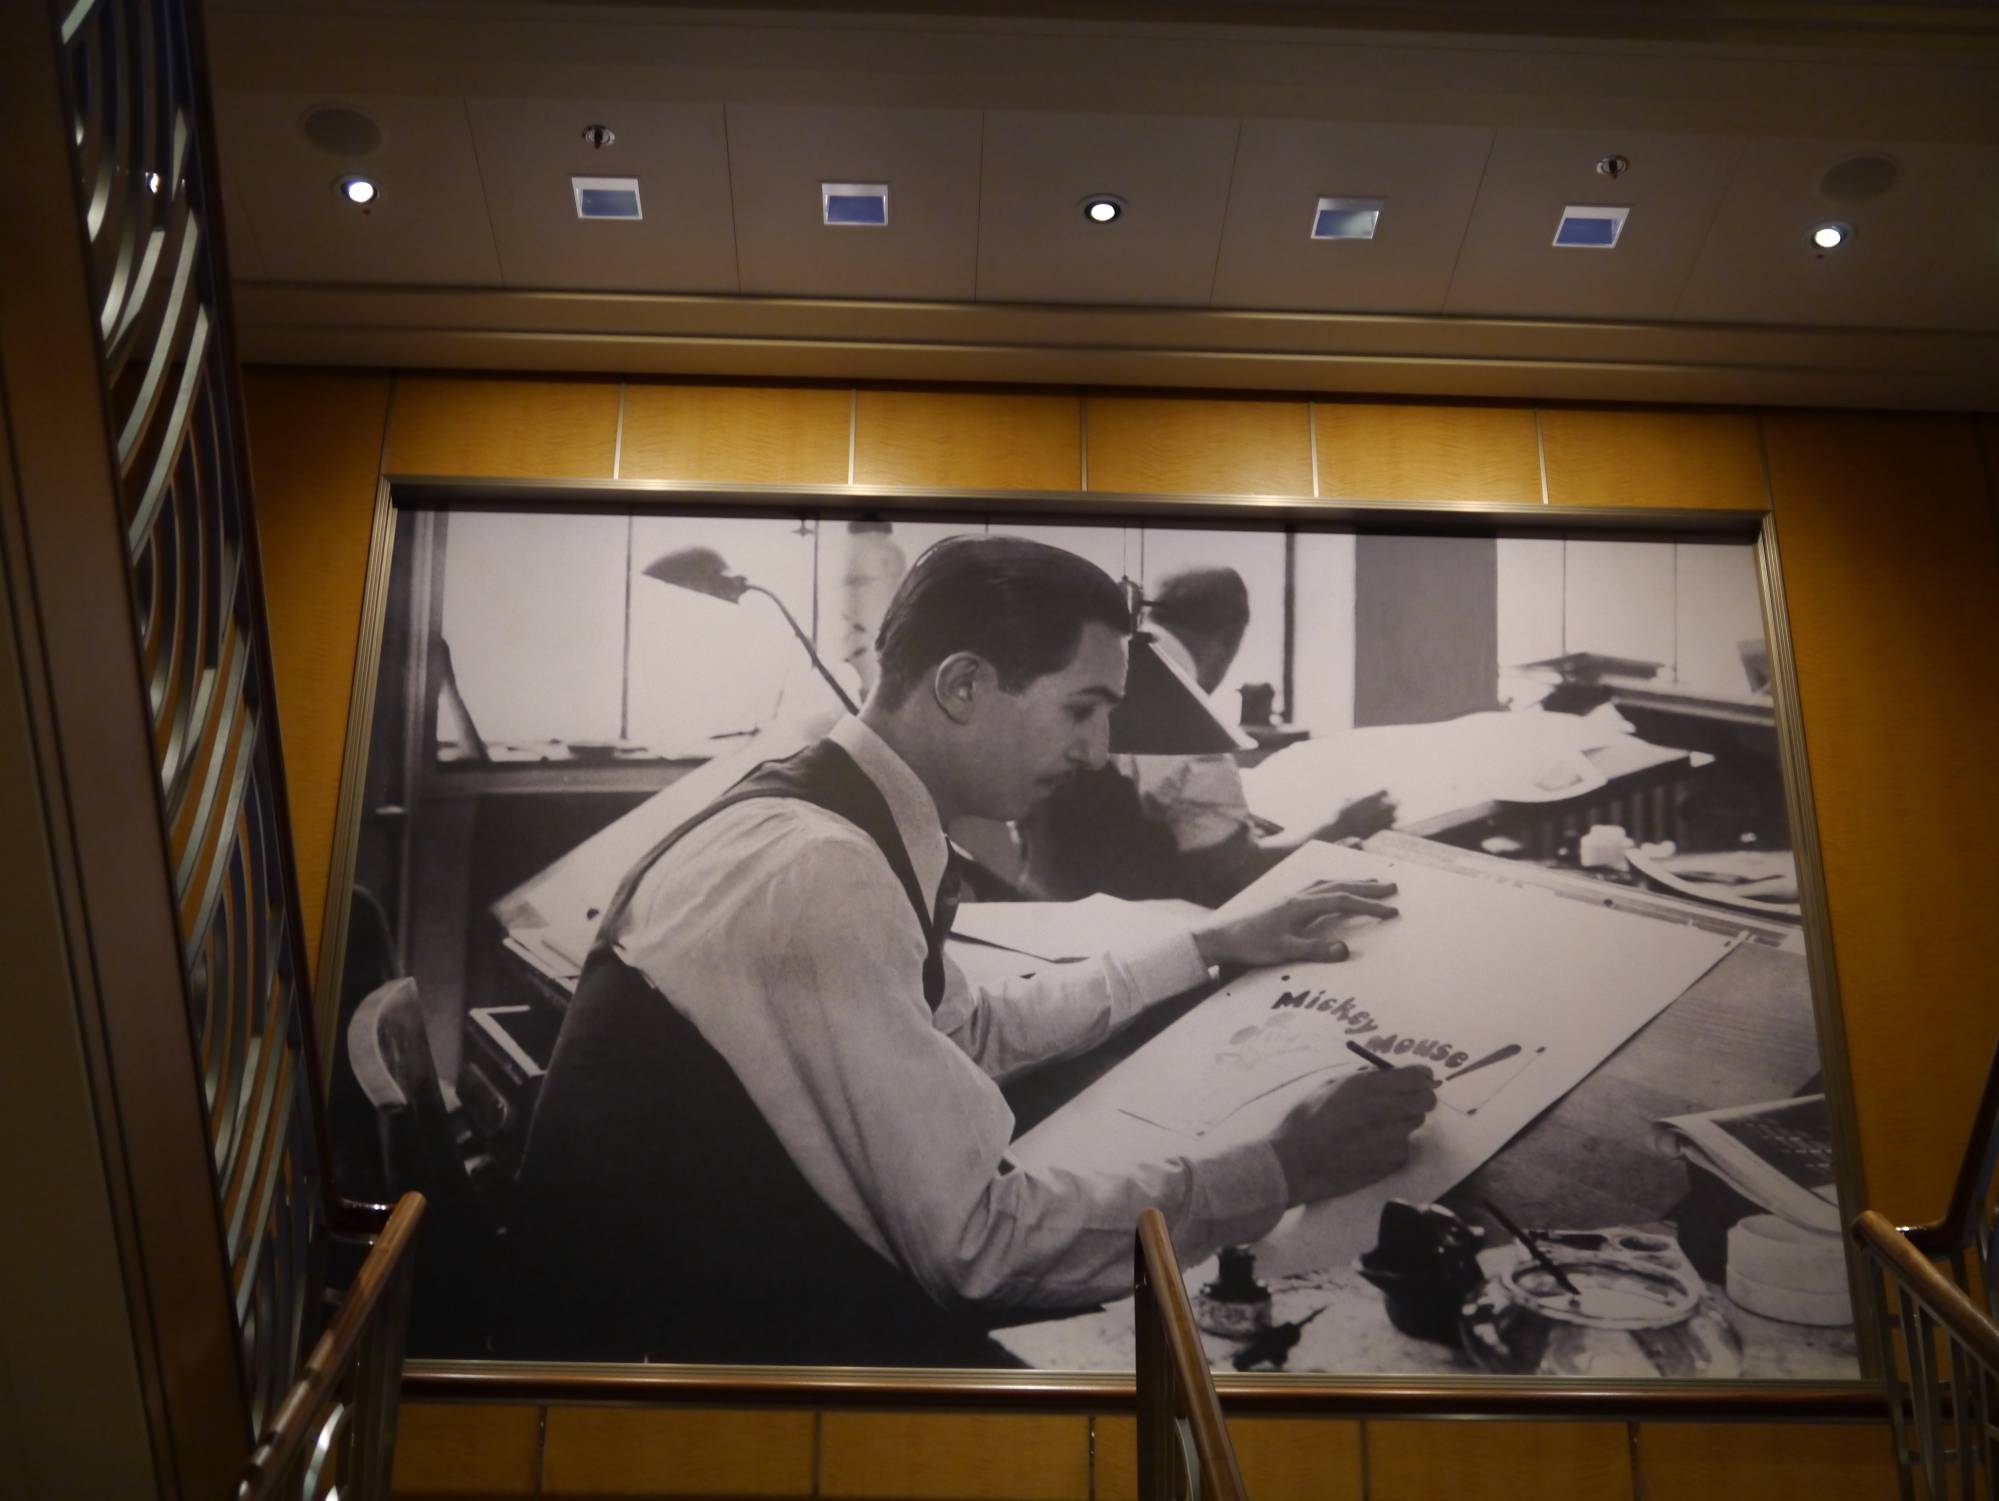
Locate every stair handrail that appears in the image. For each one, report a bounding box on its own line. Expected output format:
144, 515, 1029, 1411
238, 1192, 427, 1501
1135, 1208, 1250, 1501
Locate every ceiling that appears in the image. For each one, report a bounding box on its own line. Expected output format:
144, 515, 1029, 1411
207, 1, 1999, 408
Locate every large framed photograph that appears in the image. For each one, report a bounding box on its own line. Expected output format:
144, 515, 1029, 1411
320, 478, 1867, 1402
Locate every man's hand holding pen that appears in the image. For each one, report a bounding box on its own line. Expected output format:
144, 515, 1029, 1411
1272, 1063, 1438, 1203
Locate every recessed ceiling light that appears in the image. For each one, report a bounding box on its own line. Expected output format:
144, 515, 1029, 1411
822, 182, 888, 226
571, 175, 642, 220
1083, 195, 1123, 224
1312, 196, 1383, 240
144, 170, 161, 194
1810, 221, 1850, 251
336, 175, 377, 206
1553, 204, 1629, 248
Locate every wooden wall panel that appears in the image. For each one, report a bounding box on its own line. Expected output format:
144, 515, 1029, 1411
243, 369, 391, 973
855, 388, 1081, 491
235, 376, 1999, 1501
390, 1403, 541, 1496
1084, 395, 1313, 497
387, 375, 620, 479
1367, 1421, 1634, 1501
1315, 402, 1542, 504
1765, 411, 1999, 1219
1637, 1423, 1897, 1500
818, 1412, 1088, 1500
1093, 1415, 1363, 1501
540, 1408, 814, 1497
621, 382, 851, 486
1542, 409, 1768, 510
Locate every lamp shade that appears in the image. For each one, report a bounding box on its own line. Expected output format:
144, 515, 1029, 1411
642, 546, 750, 603
1109, 633, 1252, 756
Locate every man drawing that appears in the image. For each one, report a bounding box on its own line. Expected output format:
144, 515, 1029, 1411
505, 535, 1434, 1365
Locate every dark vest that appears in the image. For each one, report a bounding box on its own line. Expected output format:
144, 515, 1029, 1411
503, 739, 998, 1366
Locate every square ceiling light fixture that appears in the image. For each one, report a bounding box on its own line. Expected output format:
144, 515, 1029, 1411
571, 176, 642, 220
822, 182, 888, 226
1311, 196, 1384, 240
1554, 204, 1629, 248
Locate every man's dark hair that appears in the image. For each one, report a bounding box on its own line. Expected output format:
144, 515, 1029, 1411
872, 534, 1132, 710
1145, 567, 1250, 663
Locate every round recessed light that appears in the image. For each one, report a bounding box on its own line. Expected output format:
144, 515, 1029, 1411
1083, 195, 1123, 224
1810, 221, 1849, 250
338, 175, 378, 206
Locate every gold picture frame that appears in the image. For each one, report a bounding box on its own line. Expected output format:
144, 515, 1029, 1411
316, 474, 1875, 1417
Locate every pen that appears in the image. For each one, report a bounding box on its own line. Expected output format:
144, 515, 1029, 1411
1482, 1197, 1583, 1298
1346, 1039, 1395, 1071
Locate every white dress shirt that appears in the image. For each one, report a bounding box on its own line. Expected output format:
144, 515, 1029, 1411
610, 715, 1289, 1310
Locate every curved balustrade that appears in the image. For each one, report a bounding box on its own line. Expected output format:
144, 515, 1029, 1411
57, 0, 375, 1439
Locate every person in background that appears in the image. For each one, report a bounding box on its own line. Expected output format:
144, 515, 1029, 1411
504, 536, 1433, 1366
1025, 566, 1394, 907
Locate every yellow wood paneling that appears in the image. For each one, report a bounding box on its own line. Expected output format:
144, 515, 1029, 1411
1367, 1421, 1634, 1501
390, 1403, 542, 1496
243, 368, 391, 974
387, 375, 621, 478
1093, 1415, 1362, 1501
1314, 401, 1542, 504
818, 1412, 1088, 1500
540, 1407, 813, 1497
620, 382, 851, 485
1637, 1422, 1897, 1500
855, 388, 1082, 491
1085, 395, 1313, 497
1542, 408, 1769, 509
1765, 411, 1999, 1221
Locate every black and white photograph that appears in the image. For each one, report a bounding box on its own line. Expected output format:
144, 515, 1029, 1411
326, 497, 1859, 1385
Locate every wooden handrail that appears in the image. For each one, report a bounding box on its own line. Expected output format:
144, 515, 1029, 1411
1853, 1209, 1999, 1374
1135, 1208, 1249, 1501
1851, 1205, 1999, 1498
238, 1192, 427, 1501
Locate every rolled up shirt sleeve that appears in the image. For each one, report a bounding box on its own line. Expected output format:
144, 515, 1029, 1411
933, 927, 1210, 1082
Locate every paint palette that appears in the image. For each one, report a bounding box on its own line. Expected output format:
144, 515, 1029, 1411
1459, 1228, 1743, 1379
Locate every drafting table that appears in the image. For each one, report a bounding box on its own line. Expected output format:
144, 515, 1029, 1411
981, 832, 1845, 1376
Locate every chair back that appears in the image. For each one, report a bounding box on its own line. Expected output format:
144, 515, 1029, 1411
347, 979, 470, 1210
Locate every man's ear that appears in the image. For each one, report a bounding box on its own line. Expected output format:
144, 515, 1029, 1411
931, 652, 988, 725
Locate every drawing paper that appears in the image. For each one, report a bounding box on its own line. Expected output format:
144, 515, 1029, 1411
1006, 840, 1737, 1274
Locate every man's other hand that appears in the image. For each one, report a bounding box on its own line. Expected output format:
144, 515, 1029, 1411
1192, 878, 1399, 967
1270, 1066, 1438, 1204
1318, 788, 1397, 843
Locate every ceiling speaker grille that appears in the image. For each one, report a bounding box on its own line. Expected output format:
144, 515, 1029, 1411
1818, 154, 1899, 204
299, 103, 382, 157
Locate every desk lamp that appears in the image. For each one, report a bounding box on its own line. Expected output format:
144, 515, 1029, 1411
1113, 578, 1252, 757
643, 546, 858, 715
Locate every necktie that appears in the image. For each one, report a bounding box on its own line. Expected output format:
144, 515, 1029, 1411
920, 849, 968, 1008
934, 848, 968, 940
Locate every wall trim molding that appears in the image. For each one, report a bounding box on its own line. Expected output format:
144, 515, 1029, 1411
235, 284, 1999, 410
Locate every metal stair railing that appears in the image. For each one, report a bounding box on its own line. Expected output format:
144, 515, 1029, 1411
1135, 1207, 1250, 1501
1852, 1038, 1999, 1499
